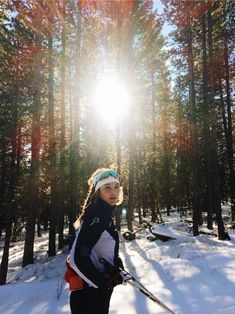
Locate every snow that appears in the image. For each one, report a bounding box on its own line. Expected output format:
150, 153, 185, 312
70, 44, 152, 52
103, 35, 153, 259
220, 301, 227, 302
1, 213, 235, 314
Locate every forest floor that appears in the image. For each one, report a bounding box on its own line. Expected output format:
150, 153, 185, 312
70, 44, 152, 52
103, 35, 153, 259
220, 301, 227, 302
0, 208, 235, 314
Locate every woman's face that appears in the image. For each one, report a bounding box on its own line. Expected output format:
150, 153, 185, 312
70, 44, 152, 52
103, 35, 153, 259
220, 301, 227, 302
99, 182, 120, 206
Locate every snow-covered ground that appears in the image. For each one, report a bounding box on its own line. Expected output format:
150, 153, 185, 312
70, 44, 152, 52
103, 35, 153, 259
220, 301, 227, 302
0, 213, 235, 314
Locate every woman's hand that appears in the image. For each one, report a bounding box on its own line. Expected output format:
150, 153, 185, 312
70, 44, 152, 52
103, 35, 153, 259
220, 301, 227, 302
104, 271, 131, 289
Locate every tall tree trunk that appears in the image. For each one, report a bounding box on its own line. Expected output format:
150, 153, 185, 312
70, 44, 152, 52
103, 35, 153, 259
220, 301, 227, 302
115, 122, 121, 231
162, 102, 171, 217
0, 211, 12, 284
126, 3, 138, 233
0, 142, 7, 238
114, 1, 122, 231
127, 92, 135, 231
150, 69, 161, 222
201, 13, 213, 230
218, 78, 234, 208
207, 9, 229, 240
68, 11, 81, 244
127, 141, 134, 232
127, 75, 135, 231
48, 31, 57, 257
0, 95, 18, 284
141, 148, 148, 219
58, 2, 66, 249
22, 16, 42, 267
163, 150, 171, 216
223, 20, 235, 221
187, 25, 200, 236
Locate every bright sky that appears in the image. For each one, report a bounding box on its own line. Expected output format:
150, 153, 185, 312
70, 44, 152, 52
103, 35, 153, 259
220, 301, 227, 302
153, 0, 164, 14
153, 0, 174, 36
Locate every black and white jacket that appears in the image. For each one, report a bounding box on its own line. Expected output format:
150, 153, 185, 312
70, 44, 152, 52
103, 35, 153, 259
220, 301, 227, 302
69, 198, 123, 288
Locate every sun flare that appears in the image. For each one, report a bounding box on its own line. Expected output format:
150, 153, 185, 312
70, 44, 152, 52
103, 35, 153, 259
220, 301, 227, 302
93, 77, 129, 122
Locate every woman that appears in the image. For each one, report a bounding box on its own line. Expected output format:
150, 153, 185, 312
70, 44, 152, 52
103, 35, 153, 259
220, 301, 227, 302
68, 168, 130, 314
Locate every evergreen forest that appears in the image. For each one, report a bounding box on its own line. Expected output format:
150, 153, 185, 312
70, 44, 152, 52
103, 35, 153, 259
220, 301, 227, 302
0, 0, 234, 285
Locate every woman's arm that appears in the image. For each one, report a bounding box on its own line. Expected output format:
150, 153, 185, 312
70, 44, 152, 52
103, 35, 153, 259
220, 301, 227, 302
69, 216, 107, 288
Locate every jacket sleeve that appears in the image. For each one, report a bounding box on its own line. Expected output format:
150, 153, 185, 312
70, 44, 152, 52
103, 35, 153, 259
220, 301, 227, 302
69, 217, 107, 288
116, 256, 124, 270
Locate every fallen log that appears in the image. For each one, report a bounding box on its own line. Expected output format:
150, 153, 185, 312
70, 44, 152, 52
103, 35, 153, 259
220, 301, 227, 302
147, 232, 175, 242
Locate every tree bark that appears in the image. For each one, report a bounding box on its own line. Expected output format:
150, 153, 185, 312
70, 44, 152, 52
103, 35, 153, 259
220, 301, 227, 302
115, 122, 121, 231
223, 20, 235, 221
207, 9, 229, 240
0, 141, 7, 239
187, 25, 200, 236
201, 13, 213, 230
114, 1, 122, 231
150, 69, 161, 222
162, 98, 171, 217
58, 1, 67, 250
22, 14, 42, 266
48, 31, 57, 257
0, 211, 12, 284
125, 2, 139, 232
0, 94, 18, 283
68, 9, 81, 244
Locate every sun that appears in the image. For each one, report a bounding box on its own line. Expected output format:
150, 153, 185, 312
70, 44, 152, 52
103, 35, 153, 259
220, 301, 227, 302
93, 77, 129, 122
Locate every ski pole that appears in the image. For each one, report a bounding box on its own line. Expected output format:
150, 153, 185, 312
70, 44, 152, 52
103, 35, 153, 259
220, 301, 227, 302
99, 258, 176, 314
122, 267, 175, 314
127, 277, 176, 314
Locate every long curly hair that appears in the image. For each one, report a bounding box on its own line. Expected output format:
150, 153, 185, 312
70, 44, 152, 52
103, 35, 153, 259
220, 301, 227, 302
73, 168, 123, 229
